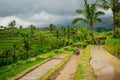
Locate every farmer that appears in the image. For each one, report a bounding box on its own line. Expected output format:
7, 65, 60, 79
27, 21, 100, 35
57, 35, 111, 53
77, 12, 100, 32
74, 46, 80, 55
74, 46, 78, 51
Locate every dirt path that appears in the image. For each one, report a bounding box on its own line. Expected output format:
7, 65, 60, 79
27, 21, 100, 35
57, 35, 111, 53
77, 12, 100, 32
90, 46, 120, 80
18, 53, 68, 80
53, 53, 81, 80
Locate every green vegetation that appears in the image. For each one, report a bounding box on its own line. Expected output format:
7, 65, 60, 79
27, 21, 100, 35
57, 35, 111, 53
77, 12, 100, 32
0, 37, 21, 50
72, 0, 105, 44
106, 37, 120, 58
0, 0, 120, 80
75, 46, 95, 80
99, 0, 120, 37
0, 47, 67, 80
0, 24, 92, 67
38, 46, 73, 80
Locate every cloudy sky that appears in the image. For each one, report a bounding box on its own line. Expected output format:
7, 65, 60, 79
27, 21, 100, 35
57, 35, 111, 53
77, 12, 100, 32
0, 0, 113, 28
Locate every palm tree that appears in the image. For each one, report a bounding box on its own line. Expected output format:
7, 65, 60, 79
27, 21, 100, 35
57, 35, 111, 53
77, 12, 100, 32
20, 33, 31, 60
48, 23, 56, 33
66, 25, 71, 45
11, 44, 18, 63
72, 0, 105, 44
2, 49, 11, 65
55, 28, 60, 48
8, 20, 16, 28
60, 26, 66, 46
60, 26, 66, 37
98, 0, 120, 37
8, 20, 16, 37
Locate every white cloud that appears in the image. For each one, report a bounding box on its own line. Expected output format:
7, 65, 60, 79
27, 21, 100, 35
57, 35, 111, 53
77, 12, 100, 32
0, 16, 33, 27
27, 11, 78, 27
97, 8, 113, 17
0, 9, 112, 28
0, 0, 113, 28
0, 11, 76, 27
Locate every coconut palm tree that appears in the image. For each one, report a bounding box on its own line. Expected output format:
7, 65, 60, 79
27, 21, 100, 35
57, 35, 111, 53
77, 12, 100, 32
8, 20, 16, 28
60, 26, 66, 46
72, 0, 105, 44
8, 20, 16, 37
98, 0, 120, 37
48, 23, 56, 34
11, 44, 18, 62
20, 33, 31, 60
66, 25, 71, 45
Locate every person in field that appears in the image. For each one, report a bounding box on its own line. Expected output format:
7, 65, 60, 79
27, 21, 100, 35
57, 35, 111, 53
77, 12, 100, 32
74, 46, 80, 55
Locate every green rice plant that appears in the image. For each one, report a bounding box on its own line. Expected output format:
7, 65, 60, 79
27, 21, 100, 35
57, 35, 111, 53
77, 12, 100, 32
106, 37, 120, 58
75, 46, 96, 80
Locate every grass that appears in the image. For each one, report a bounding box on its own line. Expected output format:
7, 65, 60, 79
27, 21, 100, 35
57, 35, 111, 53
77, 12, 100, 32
0, 56, 50, 80
106, 37, 120, 58
38, 46, 73, 80
0, 46, 69, 80
0, 37, 21, 50
75, 45, 96, 80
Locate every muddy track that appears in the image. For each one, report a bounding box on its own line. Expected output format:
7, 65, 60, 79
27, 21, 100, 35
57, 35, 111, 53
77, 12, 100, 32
17, 53, 68, 80
90, 46, 120, 80
50, 53, 81, 80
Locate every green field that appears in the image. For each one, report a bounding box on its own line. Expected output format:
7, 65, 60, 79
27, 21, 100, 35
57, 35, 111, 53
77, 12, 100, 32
0, 37, 21, 50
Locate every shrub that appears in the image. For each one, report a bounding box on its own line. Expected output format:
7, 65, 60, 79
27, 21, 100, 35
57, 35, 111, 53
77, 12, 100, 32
106, 37, 120, 58
100, 40, 105, 44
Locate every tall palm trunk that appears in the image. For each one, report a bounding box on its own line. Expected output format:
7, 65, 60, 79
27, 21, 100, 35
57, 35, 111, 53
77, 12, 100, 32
113, 11, 116, 37
112, 2, 119, 37
89, 20, 96, 44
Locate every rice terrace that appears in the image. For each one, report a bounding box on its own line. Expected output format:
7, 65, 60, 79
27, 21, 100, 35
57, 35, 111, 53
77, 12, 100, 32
0, 0, 120, 80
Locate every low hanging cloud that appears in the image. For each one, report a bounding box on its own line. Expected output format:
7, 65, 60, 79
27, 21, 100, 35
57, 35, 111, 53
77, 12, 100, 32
27, 11, 80, 27
0, 0, 81, 17
0, 11, 79, 27
0, 16, 33, 27
97, 8, 113, 17
0, 0, 114, 28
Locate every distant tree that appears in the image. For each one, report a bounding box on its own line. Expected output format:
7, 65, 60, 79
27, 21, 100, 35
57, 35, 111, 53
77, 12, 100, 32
8, 20, 16, 37
79, 27, 90, 41
55, 28, 60, 48
20, 33, 31, 60
72, 0, 105, 44
60, 26, 66, 37
11, 44, 18, 63
19, 25, 23, 29
8, 20, 16, 28
60, 26, 66, 46
2, 49, 11, 65
48, 24, 56, 33
66, 25, 71, 45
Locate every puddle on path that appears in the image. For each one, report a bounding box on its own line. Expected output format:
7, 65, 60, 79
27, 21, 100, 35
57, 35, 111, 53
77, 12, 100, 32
90, 46, 120, 80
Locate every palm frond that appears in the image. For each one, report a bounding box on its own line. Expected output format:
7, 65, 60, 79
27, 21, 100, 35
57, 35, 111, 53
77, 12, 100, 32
99, 0, 111, 9
96, 18, 105, 23
95, 11, 105, 17
72, 18, 88, 24
84, 1, 90, 19
90, 4, 96, 19
76, 9, 84, 14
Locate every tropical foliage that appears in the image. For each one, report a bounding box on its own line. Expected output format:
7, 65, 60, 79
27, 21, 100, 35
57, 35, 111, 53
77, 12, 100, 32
0, 23, 91, 66
98, 0, 120, 37
72, 0, 105, 43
